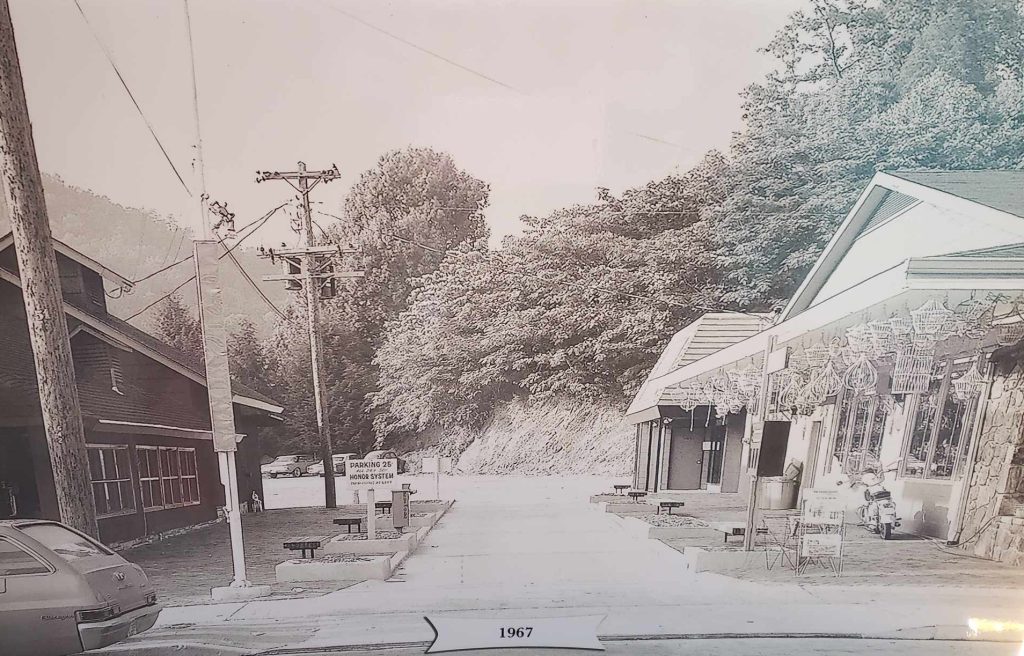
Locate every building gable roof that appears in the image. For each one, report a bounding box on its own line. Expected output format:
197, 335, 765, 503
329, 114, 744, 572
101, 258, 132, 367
0, 230, 133, 291
0, 237, 282, 414
780, 171, 1024, 322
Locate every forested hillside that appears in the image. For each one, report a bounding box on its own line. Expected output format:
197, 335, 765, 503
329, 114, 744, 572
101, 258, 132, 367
368, 0, 1024, 468
0, 175, 287, 338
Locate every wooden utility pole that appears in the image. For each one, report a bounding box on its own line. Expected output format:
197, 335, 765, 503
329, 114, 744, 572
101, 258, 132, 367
257, 162, 361, 509
0, 0, 98, 536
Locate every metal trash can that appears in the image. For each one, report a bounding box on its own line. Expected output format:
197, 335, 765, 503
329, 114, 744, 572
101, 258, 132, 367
758, 476, 799, 510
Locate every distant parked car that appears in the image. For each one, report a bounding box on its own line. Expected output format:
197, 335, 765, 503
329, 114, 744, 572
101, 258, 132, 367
0, 520, 161, 656
363, 449, 407, 474
261, 454, 318, 478
308, 453, 357, 476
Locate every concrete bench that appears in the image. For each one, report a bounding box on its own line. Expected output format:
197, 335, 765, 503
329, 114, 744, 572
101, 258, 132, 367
333, 516, 364, 533
283, 535, 329, 559
656, 501, 685, 515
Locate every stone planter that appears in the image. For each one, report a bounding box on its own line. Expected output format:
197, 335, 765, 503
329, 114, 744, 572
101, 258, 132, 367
411, 500, 452, 513
276, 554, 393, 582
680, 547, 760, 573
409, 511, 440, 528
324, 531, 417, 555
597, 501, 652, 514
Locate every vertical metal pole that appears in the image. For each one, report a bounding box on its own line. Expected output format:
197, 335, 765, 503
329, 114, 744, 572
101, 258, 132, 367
183, 0, 209, 239
298, 162, 337, 509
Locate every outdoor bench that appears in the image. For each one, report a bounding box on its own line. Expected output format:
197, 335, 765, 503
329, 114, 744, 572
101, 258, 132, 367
333, 516, 365, 533
711, 522, 768, 543
376, 501, 393, 514
283, 535, 329, 559
627, 490, 648, 502
656, 500, 685, 515
613, 485, 631, 495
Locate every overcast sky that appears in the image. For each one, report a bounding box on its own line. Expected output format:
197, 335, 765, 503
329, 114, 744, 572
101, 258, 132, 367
12, 0, 805, 248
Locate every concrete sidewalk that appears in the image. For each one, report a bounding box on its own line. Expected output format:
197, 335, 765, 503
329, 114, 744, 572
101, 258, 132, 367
108, 476, 1024, 654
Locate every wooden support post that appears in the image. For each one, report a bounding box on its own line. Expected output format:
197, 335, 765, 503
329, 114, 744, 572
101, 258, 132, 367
0, 0, 97, 537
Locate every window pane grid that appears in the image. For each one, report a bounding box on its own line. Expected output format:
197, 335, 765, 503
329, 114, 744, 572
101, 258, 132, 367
87, 445, 135, 518
138, 446, 200, 511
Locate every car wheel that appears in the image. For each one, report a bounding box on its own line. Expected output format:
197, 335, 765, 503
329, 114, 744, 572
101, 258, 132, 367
270, 473, 278, 479
292, 468, 302, 477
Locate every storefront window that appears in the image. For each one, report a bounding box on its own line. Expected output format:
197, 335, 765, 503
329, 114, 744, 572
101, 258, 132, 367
902, 359, 980, 480
831, 391, 888, 475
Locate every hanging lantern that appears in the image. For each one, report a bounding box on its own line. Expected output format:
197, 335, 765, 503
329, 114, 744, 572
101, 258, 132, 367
997, 321, 1024, 346
844, 353, 878, 394
867, 320, 896, 358
779, 371, 806, 409
810, 360, 843, 399
952, 299, 994, 339
891, 339, 935, 394
910, 300, 955, 338
803, 343, 831, 369
951, 364, 985, 402
846, 324, 873, 354
678, 386, 700, 412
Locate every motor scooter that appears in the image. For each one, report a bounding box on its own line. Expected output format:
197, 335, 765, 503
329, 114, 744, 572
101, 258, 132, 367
850, 464, 901, 539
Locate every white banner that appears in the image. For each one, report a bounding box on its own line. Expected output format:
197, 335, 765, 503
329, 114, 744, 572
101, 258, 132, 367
425, 615, 605, 653
347, 459, 396, 488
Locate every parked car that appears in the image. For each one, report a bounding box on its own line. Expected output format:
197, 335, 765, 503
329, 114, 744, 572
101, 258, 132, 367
308, 453, 358, 476
363, 449, 407, 474
0, 520, 161, 656
261, 454, 318, 478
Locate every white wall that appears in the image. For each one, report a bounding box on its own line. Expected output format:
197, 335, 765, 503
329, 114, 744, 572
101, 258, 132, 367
814, 201, 1024, 304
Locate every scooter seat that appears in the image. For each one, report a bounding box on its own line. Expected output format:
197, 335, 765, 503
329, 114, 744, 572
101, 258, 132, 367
868, 489, 891, 500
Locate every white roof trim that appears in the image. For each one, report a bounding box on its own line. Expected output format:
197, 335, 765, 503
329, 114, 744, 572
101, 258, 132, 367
0, 265, 283, 414
780, 171, 1024, 321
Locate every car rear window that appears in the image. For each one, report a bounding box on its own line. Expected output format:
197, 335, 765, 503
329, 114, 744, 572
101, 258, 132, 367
18, 523, 113, 562
0, 537, 50, 575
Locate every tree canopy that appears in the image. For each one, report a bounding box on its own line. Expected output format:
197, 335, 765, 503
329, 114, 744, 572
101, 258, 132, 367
370, 0, 1024, 441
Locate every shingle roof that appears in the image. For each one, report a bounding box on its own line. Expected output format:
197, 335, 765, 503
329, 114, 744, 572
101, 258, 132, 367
78, 304, 280, 408
889, 171, 1024, 220
661, 313, 770, 373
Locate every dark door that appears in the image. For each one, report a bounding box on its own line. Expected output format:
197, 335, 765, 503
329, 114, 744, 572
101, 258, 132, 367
701, 422, 727, 489
666, 411, 706, 490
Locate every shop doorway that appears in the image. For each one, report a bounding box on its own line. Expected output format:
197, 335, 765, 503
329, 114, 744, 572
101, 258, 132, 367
666, 408, 709, 490
701, 421, 727, 490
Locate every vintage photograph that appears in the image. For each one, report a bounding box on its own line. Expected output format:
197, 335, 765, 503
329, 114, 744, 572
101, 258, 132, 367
1, 1, 1024, 655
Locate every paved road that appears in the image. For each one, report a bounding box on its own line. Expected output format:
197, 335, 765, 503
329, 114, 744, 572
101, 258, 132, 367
112, 476, 1024, 655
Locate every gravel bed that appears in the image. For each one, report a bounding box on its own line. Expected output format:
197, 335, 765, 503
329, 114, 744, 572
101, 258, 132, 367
639, 513, 709, 528
334, 530, 403, 541
318, 553, 373, 563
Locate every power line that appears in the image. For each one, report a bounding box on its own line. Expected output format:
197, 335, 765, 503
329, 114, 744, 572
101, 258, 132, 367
72, 0, 193, 197
124, 202, 287, 321
220, 243, 286, 319
322, 2, 522, 94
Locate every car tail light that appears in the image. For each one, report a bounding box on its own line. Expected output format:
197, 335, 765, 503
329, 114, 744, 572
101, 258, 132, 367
145, 591, 158, 606
75, 603, 120, 623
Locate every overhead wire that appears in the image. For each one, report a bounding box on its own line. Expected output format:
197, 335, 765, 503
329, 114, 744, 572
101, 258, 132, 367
72, 0, 193, 197
124, 202, 288, 321
322, 2, 522, 94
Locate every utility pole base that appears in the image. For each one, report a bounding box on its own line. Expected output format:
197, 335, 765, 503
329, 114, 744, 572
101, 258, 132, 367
211, 583, 272, 602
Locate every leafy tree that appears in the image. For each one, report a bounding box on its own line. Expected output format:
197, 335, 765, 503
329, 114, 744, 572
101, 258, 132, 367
150, 294, 202, 359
